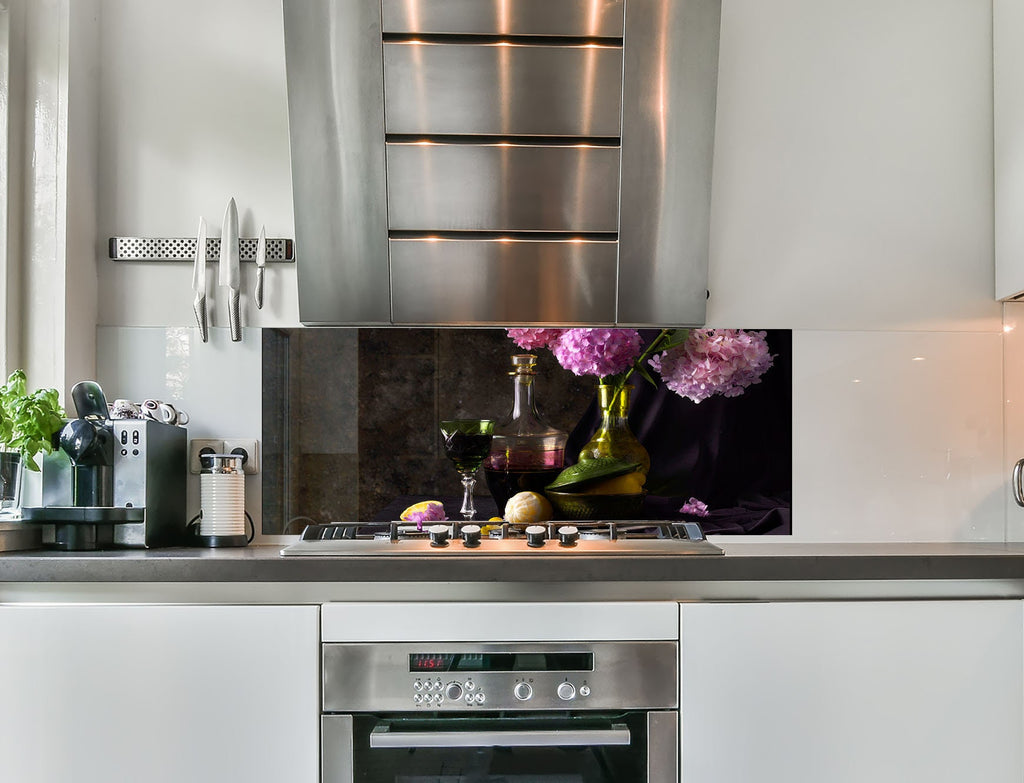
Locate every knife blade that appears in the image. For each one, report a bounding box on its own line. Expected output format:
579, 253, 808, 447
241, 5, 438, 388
219, 197, 241, 342
192, 217, 209, 342
254, 224, 266, 310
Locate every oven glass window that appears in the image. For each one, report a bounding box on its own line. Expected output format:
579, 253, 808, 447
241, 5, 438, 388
350, 713, 647, 782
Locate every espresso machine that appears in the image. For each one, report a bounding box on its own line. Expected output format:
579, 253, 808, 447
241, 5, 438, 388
22, 381, 187, 550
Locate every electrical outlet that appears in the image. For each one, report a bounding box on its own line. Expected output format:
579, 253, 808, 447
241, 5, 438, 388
189, 439, 224, 474
223, 438, 259, 475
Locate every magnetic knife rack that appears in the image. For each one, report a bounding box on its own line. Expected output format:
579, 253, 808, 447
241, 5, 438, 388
108, 237, 294, 263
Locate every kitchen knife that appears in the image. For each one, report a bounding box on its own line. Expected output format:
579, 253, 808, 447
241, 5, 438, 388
219, 197, 241, 342
192, 216, 209, 342
254, 224, 266, 310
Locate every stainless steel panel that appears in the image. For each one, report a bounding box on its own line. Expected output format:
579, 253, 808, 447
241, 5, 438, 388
283, 0, 391, 325
282, 534, 723, 556
383, 42, 623, 137
647, 711, 679, 783
386, 144, 621, 232
389, 239, 617, 324
322, 641, 678, 712
617, 0, 722, 325
322, 715, 354, 783
382, 0, 625, 37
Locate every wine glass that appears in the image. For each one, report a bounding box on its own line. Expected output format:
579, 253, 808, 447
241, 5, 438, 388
440, 419, 495, 521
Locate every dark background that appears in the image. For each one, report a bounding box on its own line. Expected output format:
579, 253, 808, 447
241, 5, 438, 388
263, 328, 791, 535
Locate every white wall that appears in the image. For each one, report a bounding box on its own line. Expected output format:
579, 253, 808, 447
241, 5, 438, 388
90, 0, 1006, 542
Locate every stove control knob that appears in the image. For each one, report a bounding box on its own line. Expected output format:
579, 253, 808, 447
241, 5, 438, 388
461, 524, 481, 548
557, 682, 576, 701
445, 682, 464, 701
514, 682, 533, 701
557, 525, 579, 547
579, 685, 591, 697
428, 524, 450, 547
525, 525, 547, 548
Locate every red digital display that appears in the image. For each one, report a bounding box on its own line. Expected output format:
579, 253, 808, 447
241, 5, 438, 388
410, 654, 454, 672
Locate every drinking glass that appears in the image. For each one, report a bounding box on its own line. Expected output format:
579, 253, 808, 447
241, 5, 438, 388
440, 419, 495, 521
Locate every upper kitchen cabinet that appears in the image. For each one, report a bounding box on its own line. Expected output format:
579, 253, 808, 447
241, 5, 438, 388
996, 0, 1024, 300
283, 0, 721, 326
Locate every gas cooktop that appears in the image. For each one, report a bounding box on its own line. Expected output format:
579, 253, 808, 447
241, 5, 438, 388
280, 520, 723, 557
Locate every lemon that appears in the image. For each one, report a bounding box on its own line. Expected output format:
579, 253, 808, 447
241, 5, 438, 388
579, 472, 646, 495
504, 491, 553, 525
399, 500, 446, 522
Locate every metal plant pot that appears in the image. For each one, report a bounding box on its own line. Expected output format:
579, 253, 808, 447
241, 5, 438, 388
0, 451, 23, 517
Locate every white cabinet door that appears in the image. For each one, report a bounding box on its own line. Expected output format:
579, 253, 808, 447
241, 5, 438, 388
680, 601, 1023, 783
0, 604, 319, 783
996, 0, 1024, 299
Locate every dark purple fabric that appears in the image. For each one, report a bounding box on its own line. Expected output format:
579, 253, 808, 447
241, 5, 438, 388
566, 329, 793, 535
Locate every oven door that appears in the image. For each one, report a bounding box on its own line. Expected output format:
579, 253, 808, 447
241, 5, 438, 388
323, 711, 677, 783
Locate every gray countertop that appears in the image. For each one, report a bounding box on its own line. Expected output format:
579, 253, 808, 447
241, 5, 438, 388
2, 542, 1024, 587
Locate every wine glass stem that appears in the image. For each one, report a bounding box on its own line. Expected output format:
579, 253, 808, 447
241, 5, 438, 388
459, 473, 477, 520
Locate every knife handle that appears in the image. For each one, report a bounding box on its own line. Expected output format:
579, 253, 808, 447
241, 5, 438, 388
255, 267, 265, 310
229, 289, 241, 342
193, 294, 209, 343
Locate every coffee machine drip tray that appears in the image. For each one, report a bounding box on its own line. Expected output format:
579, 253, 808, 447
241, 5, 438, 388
20, 506, 146, 551
21, 507, 145, 523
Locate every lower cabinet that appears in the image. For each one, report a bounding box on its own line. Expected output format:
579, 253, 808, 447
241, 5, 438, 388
0, 604, 319, 783
679, 600, 1023, 783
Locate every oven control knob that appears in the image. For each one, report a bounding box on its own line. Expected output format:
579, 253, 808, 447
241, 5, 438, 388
557, 682, 576, 701
579, 685, 591, 697
461, 524, 481, 548
525, 525, 547, 547
513, 682, 533, 701
445, 682, 464, 701
428, 524, 450, 547
557, 525, 579, 546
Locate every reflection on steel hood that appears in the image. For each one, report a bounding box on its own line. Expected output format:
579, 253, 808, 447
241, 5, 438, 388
284, 0, 722, 327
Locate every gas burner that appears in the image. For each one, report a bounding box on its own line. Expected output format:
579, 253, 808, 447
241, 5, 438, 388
280, 519, 723, 557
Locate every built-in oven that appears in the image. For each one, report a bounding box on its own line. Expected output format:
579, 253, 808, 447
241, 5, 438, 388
321, 641, 678, 782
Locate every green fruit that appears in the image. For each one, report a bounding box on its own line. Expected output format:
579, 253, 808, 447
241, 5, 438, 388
545, 457, 641, 491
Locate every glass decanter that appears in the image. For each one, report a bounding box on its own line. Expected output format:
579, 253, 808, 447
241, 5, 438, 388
483, 355, 567, 513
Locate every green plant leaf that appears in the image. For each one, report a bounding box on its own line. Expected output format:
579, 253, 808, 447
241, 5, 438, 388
658, 328, 690, 352
0, 371, 65, 470
635, 361, 659, 388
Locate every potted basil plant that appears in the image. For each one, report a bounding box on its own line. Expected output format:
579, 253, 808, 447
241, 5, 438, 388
0, 370, 65, 515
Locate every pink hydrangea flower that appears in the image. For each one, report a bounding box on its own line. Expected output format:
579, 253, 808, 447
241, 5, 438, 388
549, 328, 643, 379
679, 497, 709, 517
650, 329, 773, 404
507, 328, 565, 351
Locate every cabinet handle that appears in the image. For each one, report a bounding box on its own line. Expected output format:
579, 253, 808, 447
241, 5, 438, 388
1013, 459, 1024, 507
369, 723, 630, 749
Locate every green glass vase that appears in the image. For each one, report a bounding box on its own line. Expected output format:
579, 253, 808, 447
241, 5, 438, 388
578, 384, 651, 476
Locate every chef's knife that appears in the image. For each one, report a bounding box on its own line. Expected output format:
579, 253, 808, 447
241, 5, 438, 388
219, 197, 241, 342
192, 216, 209, 342
254, 224, 266, 310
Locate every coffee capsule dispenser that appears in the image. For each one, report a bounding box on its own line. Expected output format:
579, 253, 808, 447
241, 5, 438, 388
22, 381, 187, 550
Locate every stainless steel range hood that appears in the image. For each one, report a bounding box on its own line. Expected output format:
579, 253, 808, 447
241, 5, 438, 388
283, 0, 721, 326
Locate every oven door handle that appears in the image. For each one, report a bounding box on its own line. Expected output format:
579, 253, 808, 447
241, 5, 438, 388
369, 723, 632, 749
